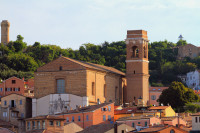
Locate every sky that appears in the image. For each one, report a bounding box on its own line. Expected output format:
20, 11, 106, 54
0, 0, 200, 50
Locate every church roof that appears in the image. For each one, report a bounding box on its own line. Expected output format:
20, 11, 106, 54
38, 56, 125, 76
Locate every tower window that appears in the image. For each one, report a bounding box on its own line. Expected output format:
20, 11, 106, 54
12, 80, 16, 84
57, 79, 65, 93
144, 46, 147, 58
132, 46, 139, 58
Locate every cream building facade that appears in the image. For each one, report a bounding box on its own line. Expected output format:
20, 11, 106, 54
32, 93, 88, 117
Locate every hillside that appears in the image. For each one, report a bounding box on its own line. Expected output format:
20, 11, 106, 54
0, 35, 199, 86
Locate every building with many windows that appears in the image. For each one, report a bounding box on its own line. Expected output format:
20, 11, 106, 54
55, 102, 114, 129
0, 93, 32, 132
149, 87, 168, 106
186, 70, 200, 90
0, 77, 26, 98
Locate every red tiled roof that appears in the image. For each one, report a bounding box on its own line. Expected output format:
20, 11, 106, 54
114, 107, 137, 115
25, 115, 65, 121
56, 102, 113, 115
191, 112, 200, 116
116, 115, 155, 121
148, 106, 169, 110
194, 90, 200, 95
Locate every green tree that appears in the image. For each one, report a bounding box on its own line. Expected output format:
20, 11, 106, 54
158, 81, 199, 111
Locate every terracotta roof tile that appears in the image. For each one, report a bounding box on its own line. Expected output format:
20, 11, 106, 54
114, 107, 137, 115
117, 116, 155, 121
25, 115, 65, 121
191, 112, 200, 116
148, 106, 169, 110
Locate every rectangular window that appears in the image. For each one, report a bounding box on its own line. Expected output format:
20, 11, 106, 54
49, 121, 54, 126
145, 122, 148, 127
32, 121, 36, 130
132, 122, 134, 127
86, 115, 89, 121
4, 101, 7, 106
42, 121, 45, 129
12, 80, 16, 84
66, 117, 69, 122
27, 121, 30, 130
0, 88, 3, 92
196, 117, 198, 123
92, 82, 95, 95
20, 100, 22, 105
104, 84, 107, 97
151, 95, 156, 100
78, 116, 81, 121
57, 79, 65, 93
72, 116, 74, 122
108, 106, 111, 111
103, 115, 106, 121
3, 112, 7, 117
138, 122, 140, 124
56, 121, 61, 126
108, 115, 111, 121
37, 121, 40, 129
21, 113, 24, 118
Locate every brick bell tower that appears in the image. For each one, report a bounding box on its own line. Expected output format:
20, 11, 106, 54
125, 30, 149, 106
1, 20, 10, 44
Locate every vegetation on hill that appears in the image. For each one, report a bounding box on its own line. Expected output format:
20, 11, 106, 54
0, 35, 198, 87
158, 81, 200, 112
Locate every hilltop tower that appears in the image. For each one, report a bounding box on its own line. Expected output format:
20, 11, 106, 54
125, 30, 149, 106
1, 20, 10, 44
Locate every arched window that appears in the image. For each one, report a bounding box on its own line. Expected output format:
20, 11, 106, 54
170, 129, 175, 133
132, 46, 139, 58
144, 46, 147, 58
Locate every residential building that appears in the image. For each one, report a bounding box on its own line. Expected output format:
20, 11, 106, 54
0, 77, 26, 98
186, 70, 200, 90
34, 56, 126, 105
177, 44, 200, 59
32, 94, 88, 117
161, 117, 187, 126
148, 106, 176, 117
116, 116, 161, 129
64, 122, 83, 133
56, 102, 114, 129
24, 78, 34, 98
177, 75, 187, 84
149, 87, 168, 106
25, 115, 65, 132
137, 125, 188, 133
77, 123, 135, 133
190, 112, 200, 132
125, 30, 149, 106
0, 93, 32, 126
114, 107, 137, 121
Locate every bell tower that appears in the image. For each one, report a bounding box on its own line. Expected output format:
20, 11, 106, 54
1, 20, 10, 44
125, 30, 149, 106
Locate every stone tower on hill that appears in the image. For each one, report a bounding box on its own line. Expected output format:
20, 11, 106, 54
1, 20, 10, 44
125, 30, 149, 106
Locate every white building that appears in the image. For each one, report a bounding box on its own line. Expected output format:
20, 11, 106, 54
191, 112, 200, 132
32, 94, 88, 117
186, 70, 200, 90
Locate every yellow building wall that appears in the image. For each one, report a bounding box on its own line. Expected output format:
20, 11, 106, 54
163, 106, 176, 117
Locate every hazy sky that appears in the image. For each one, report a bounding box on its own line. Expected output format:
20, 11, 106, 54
1, 0, 200, 49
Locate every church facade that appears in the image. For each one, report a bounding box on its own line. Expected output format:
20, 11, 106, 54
34, 56, 126, 105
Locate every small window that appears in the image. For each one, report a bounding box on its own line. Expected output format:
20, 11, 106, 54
66, 117, 69, 122
145, 122, 148, 127
56, 121, 61, 126
132, 122, 135, 127
132, 46, 139, 58
27, 121, 30, 130
151, 95, 156, 100
72, 116, 74, 122
59, 66, 62, 71
49, 121, 54, 126
37, 121, 40, 129
86, 115, 89, 121
103, 115, 106, 121
108, 115, 111, 121
92, 82, 95, 95
78, 116, 81, 121
0, 88, 3, 92
4, 101, 7, 106
12, 80, 16, 84
170, 129, 175, 133
42, 121, 45, 129
20, 100, 22, 105
196, 117, 198, 123
108, 106, 111, 111
32, 121, 36, 129
138, 122, 140, 124
21, 113, 24, 118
